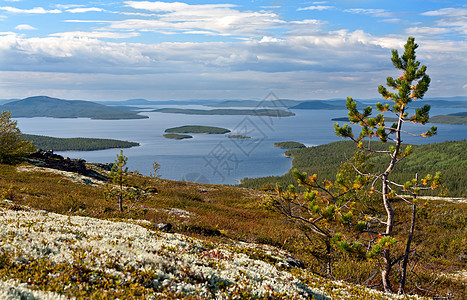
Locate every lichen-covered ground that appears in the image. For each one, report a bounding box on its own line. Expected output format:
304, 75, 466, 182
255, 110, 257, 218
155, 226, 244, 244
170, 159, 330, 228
0, 202, 429, 299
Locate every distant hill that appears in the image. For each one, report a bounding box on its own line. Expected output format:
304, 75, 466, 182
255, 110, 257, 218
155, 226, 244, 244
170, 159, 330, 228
1, 96, 148, 120
154, 108, 295, 117
291, 100, 363, 110
97, 99, 221, 106
429, 112, 467, 125
206, 99, 302, 108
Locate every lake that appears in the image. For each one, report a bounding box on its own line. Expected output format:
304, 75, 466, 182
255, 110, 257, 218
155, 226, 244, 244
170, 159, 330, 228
15, 105, 467, 184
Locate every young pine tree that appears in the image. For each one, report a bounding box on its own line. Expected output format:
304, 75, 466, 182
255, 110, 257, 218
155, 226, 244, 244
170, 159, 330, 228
334, 36, 441, 294
105, 150, 129, 212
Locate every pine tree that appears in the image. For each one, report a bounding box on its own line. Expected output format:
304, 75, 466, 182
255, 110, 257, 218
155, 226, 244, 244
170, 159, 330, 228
334, 37, 441, 293
0, 111, 35, 164
269, 37, 441, 295
105, 150, 129, 212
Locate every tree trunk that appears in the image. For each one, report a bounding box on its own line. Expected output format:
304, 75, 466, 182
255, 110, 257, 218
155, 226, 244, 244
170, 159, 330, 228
381, 175, 395, 293
326, 242, 332, 278
398, 203, 416, 294
382, 249, 393, 293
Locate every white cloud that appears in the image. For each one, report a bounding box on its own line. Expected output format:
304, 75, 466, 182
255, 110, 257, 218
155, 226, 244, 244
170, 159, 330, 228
406, 26, 452, 36
15, 24, 37, 30
66, 7, 104, 13
422, 8, 467, 17
118, 1, 283, 37
343, 8, 394, 18
56, 4, 83, 10
298, 6, 334, 11
49, 31, 140, 39
420, 7, 467, 36
379, 18, 402, 24
0, 6, 61, 14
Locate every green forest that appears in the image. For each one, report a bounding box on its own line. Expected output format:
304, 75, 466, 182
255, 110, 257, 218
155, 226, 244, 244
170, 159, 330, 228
273, 141, 306, 149
163, 133, 193, 140
21, 134, 139, 151
240, 140, 466, 197
165, 125, 231, 134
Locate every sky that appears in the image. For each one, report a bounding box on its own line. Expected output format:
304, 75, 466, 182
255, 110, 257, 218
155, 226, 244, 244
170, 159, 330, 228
0, 0, 466, 101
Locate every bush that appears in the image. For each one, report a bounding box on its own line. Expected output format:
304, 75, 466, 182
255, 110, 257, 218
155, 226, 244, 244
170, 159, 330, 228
0, 111, 35, 164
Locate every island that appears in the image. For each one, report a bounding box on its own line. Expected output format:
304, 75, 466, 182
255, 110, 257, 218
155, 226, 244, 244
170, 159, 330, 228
163, 133, 193, 140
20, 134, 139, 151
274, 141, 306, 149
2, 96, 148, 120
228, 135, 251, 139
154, 108, 295, 117
164, 125, 231, 134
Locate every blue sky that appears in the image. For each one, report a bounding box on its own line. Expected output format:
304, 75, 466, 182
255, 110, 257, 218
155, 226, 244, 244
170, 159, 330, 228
0, 0, 465, 101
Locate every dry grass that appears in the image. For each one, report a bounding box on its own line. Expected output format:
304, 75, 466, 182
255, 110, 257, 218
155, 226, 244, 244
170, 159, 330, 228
1, 162, 465, 299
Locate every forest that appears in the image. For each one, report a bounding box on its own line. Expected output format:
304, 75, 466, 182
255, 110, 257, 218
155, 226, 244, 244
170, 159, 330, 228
240, 140, 466, 197
164, 125, 231, 134
21, 134, 139, 151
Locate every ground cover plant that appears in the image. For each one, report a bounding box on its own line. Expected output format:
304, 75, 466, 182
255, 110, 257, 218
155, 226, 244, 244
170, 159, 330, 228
0, 160, 464, 299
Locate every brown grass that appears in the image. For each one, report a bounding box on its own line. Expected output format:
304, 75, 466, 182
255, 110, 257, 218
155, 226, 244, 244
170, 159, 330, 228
1, 162, 465, 299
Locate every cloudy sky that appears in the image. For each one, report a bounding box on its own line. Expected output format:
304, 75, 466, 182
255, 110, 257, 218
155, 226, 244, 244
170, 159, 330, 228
0, 0, 465, 101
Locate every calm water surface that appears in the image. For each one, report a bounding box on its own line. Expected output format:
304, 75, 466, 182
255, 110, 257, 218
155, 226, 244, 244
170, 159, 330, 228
15, 105, 466, 184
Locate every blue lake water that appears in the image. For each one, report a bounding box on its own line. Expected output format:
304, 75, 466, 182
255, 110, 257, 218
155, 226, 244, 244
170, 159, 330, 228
15, 105, 467, 184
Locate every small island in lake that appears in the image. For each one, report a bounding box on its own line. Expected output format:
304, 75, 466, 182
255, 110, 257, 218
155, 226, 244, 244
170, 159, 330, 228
228, 135, 251, 139
163, 133, 193, 140
21, 134, 139, 151
165, 125, 231, 134
274, 141, 306, 149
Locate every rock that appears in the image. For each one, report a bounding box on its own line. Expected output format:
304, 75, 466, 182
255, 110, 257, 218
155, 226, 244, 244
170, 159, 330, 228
286, 256, 305, 268
155, 223, 172, 232
26, 149, 108, 181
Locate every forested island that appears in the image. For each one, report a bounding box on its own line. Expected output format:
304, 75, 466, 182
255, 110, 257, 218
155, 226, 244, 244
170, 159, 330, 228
21, 134, 139, 151
274, 141, 306, 149
228, 135, 251, 139
163, 133, 193, 140
154, 108, 295, 117
165, 125, 231, 134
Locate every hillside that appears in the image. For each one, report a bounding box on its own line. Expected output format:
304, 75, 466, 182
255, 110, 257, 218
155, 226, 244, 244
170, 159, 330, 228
0, 158, 464, 299
1, 96, 148, 120
240, 140, 467, 197
429, 112, 467, 125
0, 163, 449, 299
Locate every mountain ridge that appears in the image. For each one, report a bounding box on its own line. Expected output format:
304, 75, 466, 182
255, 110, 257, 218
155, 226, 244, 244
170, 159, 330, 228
1, 96, 148, 120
